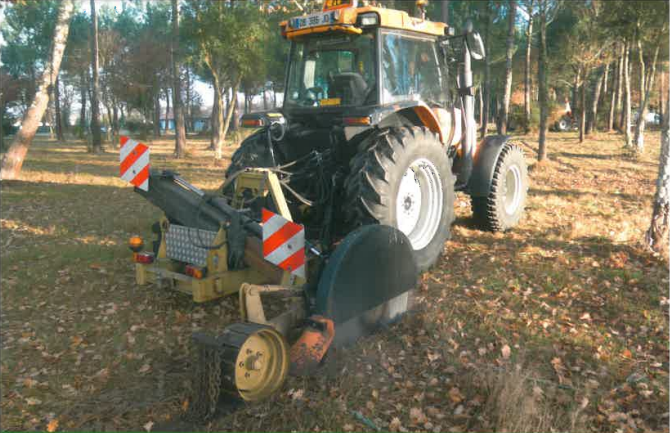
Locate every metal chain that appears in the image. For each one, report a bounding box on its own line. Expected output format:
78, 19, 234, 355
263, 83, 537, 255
184, 344, 223, 423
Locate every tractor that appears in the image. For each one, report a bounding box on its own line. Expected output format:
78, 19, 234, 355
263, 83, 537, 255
121, 0, 529, 421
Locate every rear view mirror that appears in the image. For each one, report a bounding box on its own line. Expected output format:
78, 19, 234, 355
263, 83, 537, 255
467, 32, 486, 60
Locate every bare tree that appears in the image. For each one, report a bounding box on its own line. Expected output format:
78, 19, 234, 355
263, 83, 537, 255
646, 93, 670, 252
537, 0, 549, 162
633, 26, 665, 153
622, 40, 632, 147
499, 0, 517, 135
171, 0, 187, 158
1, 0, 75, 179
523, 0, 535, 131
89, 0, 102, 153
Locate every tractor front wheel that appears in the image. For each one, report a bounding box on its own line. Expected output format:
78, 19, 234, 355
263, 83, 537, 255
343, 127, 455, 272
471, 143, 528, 231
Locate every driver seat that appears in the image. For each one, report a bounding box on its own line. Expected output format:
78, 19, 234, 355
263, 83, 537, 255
328, 73, 368, 105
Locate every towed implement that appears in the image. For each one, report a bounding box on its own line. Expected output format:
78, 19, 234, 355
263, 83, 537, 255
121, 0, 529, 422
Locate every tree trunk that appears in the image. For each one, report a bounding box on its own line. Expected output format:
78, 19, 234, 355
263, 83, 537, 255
572, 68, 581, 115
441, 0, 449, 24
614, 44, 624, 131
230, 89, 239, 132
164, 87, 170, 133
579, 65, 588, 143
153, 88, 161, 137
633, 43, 660, 153
609, 57, 619, 132
89, 0, 102, 152
262, 88, 268, 110
524, 0, 534, 132
212, 78, 225, 158
79, 72, 87, 137
1, 0, 74, 180
54, 76, 65, 142
171, 0, 187, 158
499, 0, 516, 135
660, 71, 666, 124
646, 92, 670, 252
481, 0, 492, 138
221, 77, 242, 145
623, 40, 632, 148
537, 0, 548, 162
185, 65, 192, 132
210, 84, 220, 151
587, 66, 605, 135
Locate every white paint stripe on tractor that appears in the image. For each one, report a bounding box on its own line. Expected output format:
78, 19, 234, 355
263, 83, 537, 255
137, 178, 149, 191
121, 150, 150, 182
291, 263, 305, 278
264, 229, 304, 265
119, 138, 138, 162
262, 213, 290, 240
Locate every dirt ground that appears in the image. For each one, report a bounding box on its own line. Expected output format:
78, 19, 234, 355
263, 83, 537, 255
1, 130, 668, 433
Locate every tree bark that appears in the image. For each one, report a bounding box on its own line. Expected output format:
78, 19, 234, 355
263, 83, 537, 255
89, 0, 103, 153
54, 76, 65, 142
607, 55, 619, 132
537, 0, 548, 162
79, 72, 87, 137
171, 0, 187, 158
623, 40, 632, 148
524, 0, 534, 131
614, 43, 624, 131
579, 65, 588, 143
586, 66, 605, 135
572, 67, 581, 115
481, 0, 492, 138
646, 93, 670, 252
164, 87, 170, 134
633, 43, 660, 153
212, 77, 225, 157
221, 77, 241, 145
153, 87, 161, 137
1, 0, 74, 179
499, 0, 516, 135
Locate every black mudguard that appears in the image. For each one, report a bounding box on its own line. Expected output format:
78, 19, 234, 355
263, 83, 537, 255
466, 135, 510, 197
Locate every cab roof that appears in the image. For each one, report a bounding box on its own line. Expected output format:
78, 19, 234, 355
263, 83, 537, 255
280, 5, 448, 40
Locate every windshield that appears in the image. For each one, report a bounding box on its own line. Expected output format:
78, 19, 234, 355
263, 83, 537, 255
285, 32, 377, 108
381, 31, 444, 105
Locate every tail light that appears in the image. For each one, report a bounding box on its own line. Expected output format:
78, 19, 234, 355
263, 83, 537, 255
133, 252, 155, 264
185, 265, 206, 279
343, 116, 371, 126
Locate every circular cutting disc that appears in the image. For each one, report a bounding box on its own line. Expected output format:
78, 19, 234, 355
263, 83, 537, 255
316, 225, 419, 346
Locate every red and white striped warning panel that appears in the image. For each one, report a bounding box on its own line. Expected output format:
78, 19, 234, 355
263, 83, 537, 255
119, 136, 150, 191
262, 208, 305, 278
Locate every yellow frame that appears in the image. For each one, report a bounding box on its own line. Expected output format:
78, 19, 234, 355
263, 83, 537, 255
135, 169, 305, 303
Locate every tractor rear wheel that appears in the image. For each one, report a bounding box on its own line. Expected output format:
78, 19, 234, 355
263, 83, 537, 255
471, 143, 528, 231
343, 127, 455, 272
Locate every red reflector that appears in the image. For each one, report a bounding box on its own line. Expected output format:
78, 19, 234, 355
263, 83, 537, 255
343, 116, 371, 126
241, 119, 263, 127
185, 265, 206, 279
134, 252, 155, 264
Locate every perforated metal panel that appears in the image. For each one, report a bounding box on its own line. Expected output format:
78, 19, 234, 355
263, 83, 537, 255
165, 224, 217, 266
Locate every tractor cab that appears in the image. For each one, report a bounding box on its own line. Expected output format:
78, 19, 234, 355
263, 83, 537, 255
279, 0, 454, 132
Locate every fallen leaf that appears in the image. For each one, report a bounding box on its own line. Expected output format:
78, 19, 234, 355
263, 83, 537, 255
139, 364, 151, 374
389, 417, 402, 432
448, 387, 464, 404
501, 344, 511, 359
410, 407, 426, 424
143, 421, 154, 432
26, 397, 42, 405
622, 349, 632, 359
47, 419, 59, 432
343, 423, 354, 432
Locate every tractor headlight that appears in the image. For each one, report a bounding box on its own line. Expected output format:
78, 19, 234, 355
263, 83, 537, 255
358, 13, 378, 27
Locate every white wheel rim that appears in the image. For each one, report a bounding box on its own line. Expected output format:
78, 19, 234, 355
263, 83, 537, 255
395, 158, 443, 251
504, 164, 522, 215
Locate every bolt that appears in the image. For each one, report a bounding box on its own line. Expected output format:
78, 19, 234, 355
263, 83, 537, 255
245, 372, 250, 378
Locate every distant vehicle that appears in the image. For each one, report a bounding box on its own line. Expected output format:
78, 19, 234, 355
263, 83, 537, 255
632, 110, 662, 126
